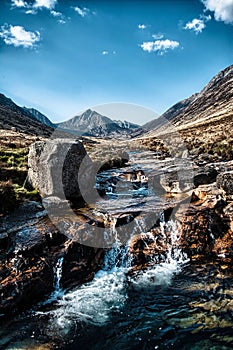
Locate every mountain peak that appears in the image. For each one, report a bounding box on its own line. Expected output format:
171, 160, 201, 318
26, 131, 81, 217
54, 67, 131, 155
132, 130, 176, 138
57, 109, 139, 137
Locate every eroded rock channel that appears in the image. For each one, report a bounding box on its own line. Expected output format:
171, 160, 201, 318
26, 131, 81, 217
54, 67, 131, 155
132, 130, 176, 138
0, 140, 233, 349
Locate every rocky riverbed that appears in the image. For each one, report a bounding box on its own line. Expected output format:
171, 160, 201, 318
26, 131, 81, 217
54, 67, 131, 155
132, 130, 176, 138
0, 140, 232, 324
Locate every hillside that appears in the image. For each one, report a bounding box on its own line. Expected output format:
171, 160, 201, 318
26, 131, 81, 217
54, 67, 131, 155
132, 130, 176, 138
135, 65, 233, 162
0, 93, 53, 137
142, 64, 233, 134
23, 107, 55, 128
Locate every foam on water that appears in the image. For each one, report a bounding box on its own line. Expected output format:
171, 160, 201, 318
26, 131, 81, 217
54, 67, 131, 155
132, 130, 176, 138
129, 220, 189, 288
45, 219, 188, 334
46, 238, 128, 334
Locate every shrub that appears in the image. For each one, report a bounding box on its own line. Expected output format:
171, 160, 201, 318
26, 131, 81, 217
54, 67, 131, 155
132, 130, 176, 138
0, 181, 18, 214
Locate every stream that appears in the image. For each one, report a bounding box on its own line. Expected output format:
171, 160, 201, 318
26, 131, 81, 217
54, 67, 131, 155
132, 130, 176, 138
0, 151, 233, 349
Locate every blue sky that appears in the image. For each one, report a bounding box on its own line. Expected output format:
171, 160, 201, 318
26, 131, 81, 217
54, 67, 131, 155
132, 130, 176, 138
0, 0, 232, 124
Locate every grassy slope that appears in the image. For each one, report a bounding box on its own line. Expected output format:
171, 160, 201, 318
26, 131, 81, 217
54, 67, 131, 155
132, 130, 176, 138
0, 130, 41, 214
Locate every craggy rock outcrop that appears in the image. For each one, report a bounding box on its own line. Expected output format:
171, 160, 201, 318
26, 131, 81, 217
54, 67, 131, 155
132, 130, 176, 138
217, 171, 233, 199
194, 167, 218, 187
0, 201, 105, 317
128, 224, 182, 269
128, 181, 233, 268
61, 242, 104, 290
28, 139, 94, 202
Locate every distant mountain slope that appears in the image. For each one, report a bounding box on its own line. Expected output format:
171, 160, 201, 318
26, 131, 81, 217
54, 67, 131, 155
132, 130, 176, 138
23, 107, 55, 128
57, 109, 139, 137
0, 94, 53, 137
142, 94, 198, 133
138, 64, 233, 136
135, 65, 233, 163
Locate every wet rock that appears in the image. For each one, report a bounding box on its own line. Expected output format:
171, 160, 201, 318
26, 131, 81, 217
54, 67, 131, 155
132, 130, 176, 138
194, 167, 218, 187
42, 196, 71, 212
0, 181, 18, 215
128, 222, 182, 269
156, 167, 194, 194
0, 257, 54, 315
0, 201, 105, 316
60, 241, 105, 290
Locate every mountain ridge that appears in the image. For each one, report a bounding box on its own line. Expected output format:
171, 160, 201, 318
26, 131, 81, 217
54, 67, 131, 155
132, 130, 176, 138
138, 64, 233, 136
57, 109, 139, 137
0, 93, 53, 137
23, 107, 55, 128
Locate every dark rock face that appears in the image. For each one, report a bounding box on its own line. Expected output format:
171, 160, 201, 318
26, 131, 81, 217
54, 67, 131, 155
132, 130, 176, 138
128, 186, 233, 268
194, 167, 218, 187
217, 171, 233, 198
0, 202, 105, 317
128, 225, 182, 268
0, 203, 58, 315
61, 242, 104, 290
28, 139, 94, 202
0, 255, 54, 315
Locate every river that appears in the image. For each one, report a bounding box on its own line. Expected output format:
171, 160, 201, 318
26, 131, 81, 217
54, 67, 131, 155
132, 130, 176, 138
0, 150, 233, 349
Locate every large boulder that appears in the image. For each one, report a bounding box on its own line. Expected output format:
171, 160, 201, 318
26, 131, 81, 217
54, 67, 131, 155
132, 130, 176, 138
194, 167, 218, 187
28, 139, 95, 202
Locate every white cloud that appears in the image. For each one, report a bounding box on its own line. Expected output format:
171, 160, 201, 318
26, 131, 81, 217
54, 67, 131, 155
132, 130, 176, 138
11, 0, 28, 7
11, 0, 58, 13
140, 39, 180, 55
34, 0, 57, 9
152, 33, 164, 39
51, 10, 62, 17
0, 24, 40, 48
138, 24, 147, 29
184, 14, 211, 34
102, 50, 116, 55
73, 6, 89, 17
201, 0, 233, 24
184, 18, 206, 33
25, 9, 37, 14
58, 19, 66, 24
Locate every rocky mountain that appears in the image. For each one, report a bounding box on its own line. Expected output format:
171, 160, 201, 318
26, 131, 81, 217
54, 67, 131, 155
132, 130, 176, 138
0, 93, 53, 137
23, 107, 55, 128
140, 64, 233, 135
136, 64, 233, 163
57, 109, 139, 137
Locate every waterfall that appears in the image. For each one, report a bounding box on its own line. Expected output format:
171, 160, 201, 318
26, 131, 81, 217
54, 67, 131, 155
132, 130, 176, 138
46, 215, 188, 335
53, 256, 64, 294
130, 219, 189, 288
42, 256, 64, 305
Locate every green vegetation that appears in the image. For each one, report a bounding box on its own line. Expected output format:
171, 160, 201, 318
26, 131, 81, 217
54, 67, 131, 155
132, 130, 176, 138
0, 147, 28, 170
0, 144, 41, 215
13, 184, 40, 203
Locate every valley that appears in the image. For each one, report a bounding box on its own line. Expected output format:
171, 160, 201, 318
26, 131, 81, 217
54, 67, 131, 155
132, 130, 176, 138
0, 64, 232, 350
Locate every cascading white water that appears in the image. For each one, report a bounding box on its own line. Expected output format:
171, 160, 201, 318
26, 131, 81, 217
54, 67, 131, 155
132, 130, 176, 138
53, 256, 64, 295
130, 219, 189, 288
41, 256, 65, 305
45, 216, 188, 335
